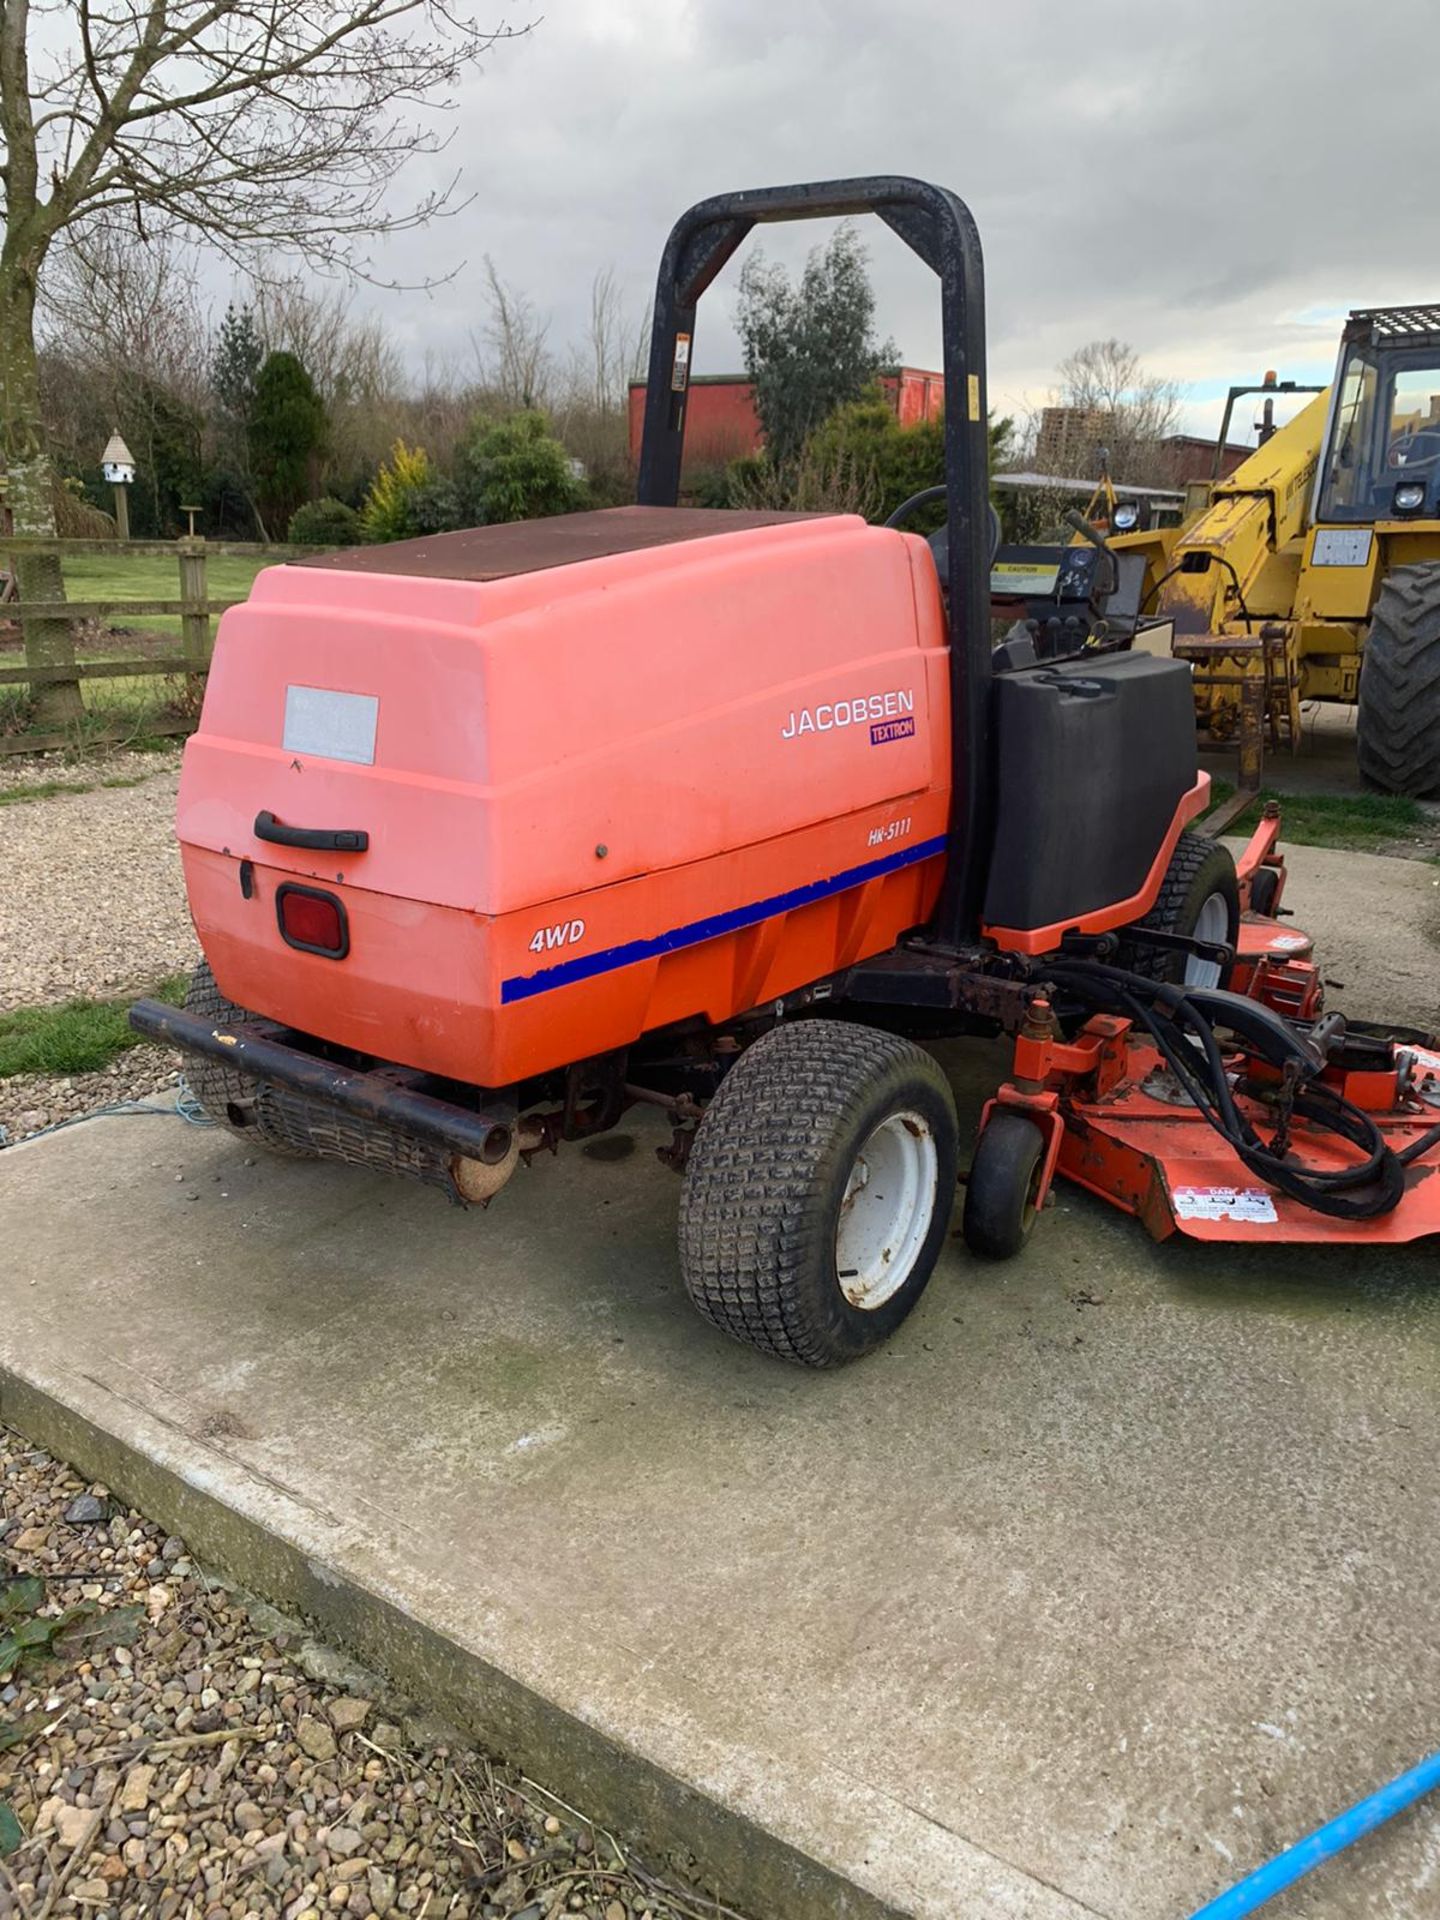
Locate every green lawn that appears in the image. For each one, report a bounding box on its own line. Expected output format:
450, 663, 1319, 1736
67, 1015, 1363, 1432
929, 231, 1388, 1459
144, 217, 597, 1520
0, 974, 187, 1078
61, 551, 274, 639
1210, 782, 1438, 855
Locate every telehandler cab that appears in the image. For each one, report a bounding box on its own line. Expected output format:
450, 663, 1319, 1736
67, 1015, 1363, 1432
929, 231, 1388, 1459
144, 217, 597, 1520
132, 179, 1440, 1368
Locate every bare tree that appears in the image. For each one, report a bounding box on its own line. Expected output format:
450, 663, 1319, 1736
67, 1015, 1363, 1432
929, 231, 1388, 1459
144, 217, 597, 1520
567, 265, 647, 415
475, 256, 552, 411
0, 1, 523, 723
249, 270, 404, 410
40, 226, 209, 398
1033, 338, 1181, 488
37, 225, 214, 537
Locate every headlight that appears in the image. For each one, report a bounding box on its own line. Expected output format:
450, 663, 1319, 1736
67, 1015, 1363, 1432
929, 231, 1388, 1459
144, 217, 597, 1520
1112, 502, 1140, 531
1394, 481, 1427, 514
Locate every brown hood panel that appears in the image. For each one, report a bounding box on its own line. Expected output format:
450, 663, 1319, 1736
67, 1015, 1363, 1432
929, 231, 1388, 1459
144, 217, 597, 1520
297, 506, 836, 584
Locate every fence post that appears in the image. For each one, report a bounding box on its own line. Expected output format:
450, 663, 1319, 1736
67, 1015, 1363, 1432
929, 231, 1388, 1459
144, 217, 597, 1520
177, 535, 210, 678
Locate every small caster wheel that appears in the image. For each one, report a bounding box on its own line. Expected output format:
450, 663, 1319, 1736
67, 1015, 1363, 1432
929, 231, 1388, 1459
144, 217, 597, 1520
962, 1110, 1047, 1259
1249, 864, 1281, 918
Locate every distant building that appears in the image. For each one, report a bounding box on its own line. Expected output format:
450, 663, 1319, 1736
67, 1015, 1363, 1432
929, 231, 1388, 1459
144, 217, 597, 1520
626, 367, 944, 466
1154, 434, 1253, 485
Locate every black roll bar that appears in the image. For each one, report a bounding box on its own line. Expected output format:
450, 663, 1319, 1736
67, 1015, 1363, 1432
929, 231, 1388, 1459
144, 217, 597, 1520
636, 176, 991, 946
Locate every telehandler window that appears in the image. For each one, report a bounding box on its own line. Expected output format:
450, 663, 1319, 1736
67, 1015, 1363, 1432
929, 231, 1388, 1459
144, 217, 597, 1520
1320, 349, 1378, 510
1385, 365, 1440, 472
1321, 346, 1440, 516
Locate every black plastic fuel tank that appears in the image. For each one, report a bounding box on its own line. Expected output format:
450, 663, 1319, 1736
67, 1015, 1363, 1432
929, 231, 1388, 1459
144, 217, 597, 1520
981, 651, 1198, 936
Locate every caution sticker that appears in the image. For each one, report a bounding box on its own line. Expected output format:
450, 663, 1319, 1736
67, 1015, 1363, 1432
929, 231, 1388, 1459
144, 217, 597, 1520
991, 560, 1060, 595
1173, 1187, 1279, 1224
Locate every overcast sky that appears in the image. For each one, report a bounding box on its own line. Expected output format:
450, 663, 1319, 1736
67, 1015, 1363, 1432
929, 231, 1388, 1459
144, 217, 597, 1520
277, 0, 1439, 443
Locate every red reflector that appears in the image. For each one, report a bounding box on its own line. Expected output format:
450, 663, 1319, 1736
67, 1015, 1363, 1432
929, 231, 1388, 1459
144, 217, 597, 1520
277, 885, 347, 956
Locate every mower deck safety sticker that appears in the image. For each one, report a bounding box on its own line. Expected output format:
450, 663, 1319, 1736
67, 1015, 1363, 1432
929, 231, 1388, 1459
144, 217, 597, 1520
1173, 1186, 1279, 1224
502, 834, 947, 1003
283, 686, 379, 766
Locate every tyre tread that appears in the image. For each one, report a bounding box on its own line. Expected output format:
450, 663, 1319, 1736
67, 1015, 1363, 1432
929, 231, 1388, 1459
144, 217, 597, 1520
680, 1021, 955, 1366
1357, 565, 1440, 799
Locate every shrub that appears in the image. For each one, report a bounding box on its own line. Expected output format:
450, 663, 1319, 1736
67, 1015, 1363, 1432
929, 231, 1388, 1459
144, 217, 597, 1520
288, 496, 363, 546
408, 476, 464, 535
361, 441, 432, 544
806, 390, 944, 525
727, 441, 881, 519
457, 410, 582, 525
682, 461, 734, 510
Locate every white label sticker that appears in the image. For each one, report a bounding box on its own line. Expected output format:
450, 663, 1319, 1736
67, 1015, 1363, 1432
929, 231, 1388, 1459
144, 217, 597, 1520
1173, 1186, 1279, 1224
1271, 933, 1309, 951
1311, 528, 1374, 568
283, 686, 378, 766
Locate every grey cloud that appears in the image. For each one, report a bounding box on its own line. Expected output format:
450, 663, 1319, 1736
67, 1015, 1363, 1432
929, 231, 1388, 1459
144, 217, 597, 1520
330, 0, 1440, 435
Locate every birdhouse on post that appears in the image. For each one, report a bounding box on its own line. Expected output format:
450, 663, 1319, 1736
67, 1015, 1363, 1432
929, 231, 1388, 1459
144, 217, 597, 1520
101, 432, 136, 540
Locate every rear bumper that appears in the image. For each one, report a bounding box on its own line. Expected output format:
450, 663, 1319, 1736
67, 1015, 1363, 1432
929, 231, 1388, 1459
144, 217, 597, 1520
129, 999, 515, 1167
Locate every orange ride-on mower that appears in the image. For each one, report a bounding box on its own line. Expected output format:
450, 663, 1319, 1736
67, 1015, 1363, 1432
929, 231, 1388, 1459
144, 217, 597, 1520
131, 177, 1440, 1368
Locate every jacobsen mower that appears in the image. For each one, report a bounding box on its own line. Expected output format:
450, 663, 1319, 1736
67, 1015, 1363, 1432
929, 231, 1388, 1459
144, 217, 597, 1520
131, 178, 1440, 1367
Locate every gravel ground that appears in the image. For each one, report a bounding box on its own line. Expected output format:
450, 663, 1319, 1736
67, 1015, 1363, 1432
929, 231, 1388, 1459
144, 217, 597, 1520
0, 1428, 747, 1920
0, 1052, 181, 1150
0, 754, 194, 1013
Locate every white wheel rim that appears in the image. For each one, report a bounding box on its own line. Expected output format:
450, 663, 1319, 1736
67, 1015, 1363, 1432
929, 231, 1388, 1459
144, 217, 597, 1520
1185, 892, 1231, 988
834, 1111, 939, 1311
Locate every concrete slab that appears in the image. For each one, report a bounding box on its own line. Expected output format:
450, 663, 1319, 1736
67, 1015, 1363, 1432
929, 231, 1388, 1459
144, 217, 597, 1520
1229, 841, 1440, 1034
2, 847, 1438, 1920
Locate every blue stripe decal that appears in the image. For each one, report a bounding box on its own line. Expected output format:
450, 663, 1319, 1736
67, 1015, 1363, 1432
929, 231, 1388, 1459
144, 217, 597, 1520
501, 834, 947, 1004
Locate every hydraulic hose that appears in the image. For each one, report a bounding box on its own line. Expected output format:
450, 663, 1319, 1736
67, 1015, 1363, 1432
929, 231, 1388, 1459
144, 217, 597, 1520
1043, 959, 1440, 1221
1188, 1748, 1440, 1918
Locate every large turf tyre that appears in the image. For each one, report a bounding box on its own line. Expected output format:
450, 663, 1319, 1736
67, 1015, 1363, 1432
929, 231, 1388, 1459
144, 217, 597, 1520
679, 1020, 959, 1367
962, 1109, 1047, 1261
1356, 565, 1440, 800
1115, 830, 1239, 987
180, 959, 315, 1156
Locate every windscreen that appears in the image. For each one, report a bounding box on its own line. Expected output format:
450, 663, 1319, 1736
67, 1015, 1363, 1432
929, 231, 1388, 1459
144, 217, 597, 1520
1319, 345, 1440, 518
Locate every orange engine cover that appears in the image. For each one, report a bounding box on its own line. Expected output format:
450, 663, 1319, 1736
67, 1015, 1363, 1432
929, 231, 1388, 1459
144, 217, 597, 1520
178, 510, 952, 1087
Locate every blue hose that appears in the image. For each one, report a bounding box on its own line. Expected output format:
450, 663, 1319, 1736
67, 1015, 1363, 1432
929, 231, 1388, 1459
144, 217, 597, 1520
1190, 1749, 1440, 1918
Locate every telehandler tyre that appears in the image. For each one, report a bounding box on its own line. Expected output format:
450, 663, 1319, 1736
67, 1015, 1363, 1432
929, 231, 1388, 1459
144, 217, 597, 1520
1356, 565, 1440, 800
679, 1021, 958, 1366
181, 959, 316, 1156
1116, 831, 1239, 987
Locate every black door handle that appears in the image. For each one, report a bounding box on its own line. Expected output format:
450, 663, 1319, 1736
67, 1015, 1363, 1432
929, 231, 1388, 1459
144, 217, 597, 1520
254, 810, 369, 853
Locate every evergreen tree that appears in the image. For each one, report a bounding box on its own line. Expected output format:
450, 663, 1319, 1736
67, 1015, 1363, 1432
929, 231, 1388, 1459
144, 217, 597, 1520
248, 351, 327, 535
735, 224, 895, 469
213, 305, 264, 421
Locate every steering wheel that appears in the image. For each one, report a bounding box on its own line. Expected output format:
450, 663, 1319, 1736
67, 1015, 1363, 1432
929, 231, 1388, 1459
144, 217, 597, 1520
884, 485, 1002, 569
1386, 428, 1440, 471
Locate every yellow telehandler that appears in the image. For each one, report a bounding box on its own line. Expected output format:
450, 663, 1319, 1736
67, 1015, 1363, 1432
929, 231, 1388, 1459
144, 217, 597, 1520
1110, 307, 1440, 799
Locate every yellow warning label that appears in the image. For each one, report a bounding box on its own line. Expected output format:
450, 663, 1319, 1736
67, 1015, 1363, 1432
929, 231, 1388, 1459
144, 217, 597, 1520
991, 560, 1059, 594
967, 373, 981, 422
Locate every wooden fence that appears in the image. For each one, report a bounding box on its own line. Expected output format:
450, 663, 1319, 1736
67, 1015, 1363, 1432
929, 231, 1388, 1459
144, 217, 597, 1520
0, 534, 315, 756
